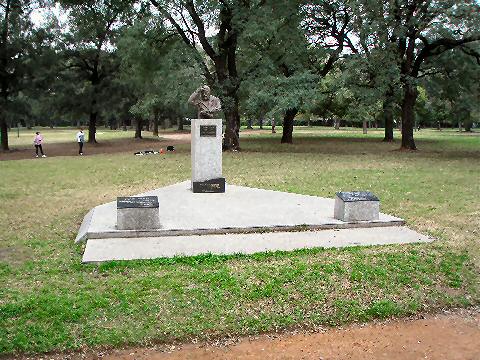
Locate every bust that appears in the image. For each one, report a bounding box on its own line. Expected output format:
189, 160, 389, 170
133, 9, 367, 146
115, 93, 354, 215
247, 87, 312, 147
188, 85, 222, 119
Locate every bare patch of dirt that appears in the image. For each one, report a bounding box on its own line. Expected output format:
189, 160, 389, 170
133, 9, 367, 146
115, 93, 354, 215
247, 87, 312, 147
0, 134, 191, 161
15, 308, 480, 360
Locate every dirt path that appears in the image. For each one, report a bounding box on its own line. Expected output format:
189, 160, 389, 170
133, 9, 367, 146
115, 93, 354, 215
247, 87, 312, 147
0, 129, 282, 161
15, 308, 479, 360
99, 309, 480, 360
0, 134, 191, 161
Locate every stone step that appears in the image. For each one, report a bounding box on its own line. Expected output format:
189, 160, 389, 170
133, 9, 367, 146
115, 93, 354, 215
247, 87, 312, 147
82, 226, 433, 263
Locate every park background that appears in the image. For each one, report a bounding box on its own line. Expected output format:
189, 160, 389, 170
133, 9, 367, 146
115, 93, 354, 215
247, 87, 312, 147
1, 0, 479, 357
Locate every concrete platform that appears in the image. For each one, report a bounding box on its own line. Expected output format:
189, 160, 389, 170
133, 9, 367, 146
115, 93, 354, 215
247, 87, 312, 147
82, 226, 433, 262
75, 181, 404, 243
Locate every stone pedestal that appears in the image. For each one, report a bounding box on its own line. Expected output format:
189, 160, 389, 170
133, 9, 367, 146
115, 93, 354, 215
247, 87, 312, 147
191, 118, 225, 193
334, 191, 380, 222
117, 196, 160, 230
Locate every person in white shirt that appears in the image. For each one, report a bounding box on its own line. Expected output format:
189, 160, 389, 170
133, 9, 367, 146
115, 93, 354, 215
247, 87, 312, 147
76, 129, 85, 155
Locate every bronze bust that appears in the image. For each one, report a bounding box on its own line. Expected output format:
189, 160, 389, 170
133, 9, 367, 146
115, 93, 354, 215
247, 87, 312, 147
188, 85, 222, 119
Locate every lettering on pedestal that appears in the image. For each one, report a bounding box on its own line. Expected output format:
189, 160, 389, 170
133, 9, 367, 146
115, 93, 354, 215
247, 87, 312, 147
336, 191, 379, 202
192, 178, 226, 193
117, 196, 159, 209
200, 125, 217, 137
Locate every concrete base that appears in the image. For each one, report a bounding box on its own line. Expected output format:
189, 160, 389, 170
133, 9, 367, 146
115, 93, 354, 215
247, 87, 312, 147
75, 181, 405, 243
82, 226, 433, 263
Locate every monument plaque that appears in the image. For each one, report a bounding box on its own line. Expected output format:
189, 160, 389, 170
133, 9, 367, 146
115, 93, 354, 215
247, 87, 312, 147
200, 125, 217, 137
117, 196, 160, 230
192, 177, 226, 193
334, 191, 380, 222
117, 196, 159, 209
336, 192, 379, 202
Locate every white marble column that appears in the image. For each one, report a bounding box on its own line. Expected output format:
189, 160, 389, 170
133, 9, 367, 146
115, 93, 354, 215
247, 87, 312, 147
191, 119, 223, 190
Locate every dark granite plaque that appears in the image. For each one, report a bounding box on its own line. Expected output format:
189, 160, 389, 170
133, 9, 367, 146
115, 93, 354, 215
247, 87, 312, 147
336, 191, 379, 202
200, 125, 217, 137
192, 178, 225, 193
117, 196, 159, 209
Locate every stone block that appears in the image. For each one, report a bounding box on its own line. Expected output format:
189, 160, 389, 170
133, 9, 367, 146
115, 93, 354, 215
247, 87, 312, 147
191, 118, 223, 187
334, 191, 380, 222
117, 196, 160, 230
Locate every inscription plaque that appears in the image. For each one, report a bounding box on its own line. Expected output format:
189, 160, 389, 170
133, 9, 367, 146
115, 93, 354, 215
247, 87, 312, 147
117, 196, 159, 209
192, 178, 226, 193
200, 125, 217, 137
336, 191, 379, 202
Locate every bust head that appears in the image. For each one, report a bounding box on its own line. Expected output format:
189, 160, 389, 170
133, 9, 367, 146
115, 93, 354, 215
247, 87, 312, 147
200, 85, 211, 101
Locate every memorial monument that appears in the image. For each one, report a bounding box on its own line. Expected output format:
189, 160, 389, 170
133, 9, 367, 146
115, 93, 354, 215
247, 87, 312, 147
74, 88, 431, 263
188, 85, 225, 193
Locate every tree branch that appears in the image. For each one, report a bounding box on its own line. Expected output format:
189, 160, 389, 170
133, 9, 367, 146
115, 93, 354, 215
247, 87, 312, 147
184, 0, 217, 60
413, 35, 480, 76
149, 0, 214, 84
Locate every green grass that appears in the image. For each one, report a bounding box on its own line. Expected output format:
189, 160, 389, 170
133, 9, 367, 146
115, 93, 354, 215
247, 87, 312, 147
0, 127, 479, 355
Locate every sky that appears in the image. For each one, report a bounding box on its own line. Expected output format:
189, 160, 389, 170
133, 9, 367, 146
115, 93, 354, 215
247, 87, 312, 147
30, 3, 67, 29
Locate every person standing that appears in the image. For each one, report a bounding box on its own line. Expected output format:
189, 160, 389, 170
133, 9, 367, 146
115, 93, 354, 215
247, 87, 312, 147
33, 131, 46, 158
76, 128, 85, 155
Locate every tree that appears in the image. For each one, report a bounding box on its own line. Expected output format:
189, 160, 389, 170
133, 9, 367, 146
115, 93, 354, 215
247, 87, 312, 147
264, 0, 359, 143
59, 0, 135, 143
419, 49, 479, 131
149, 0, 266, 150
0, 0, 52, 151
117, 15, 200, 138
358, 0, 480, 149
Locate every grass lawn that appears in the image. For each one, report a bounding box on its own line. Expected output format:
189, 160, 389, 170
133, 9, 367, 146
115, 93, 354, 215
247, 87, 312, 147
0, 127, 479, 356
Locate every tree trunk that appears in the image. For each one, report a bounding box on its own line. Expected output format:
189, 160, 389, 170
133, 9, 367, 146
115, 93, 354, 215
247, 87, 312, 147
363, 120, 368, 134
281, 108, 298, 144
259, 118, 263, 129
88, 111, 97, 143
382, 88, 394, 142
88, 80, 99, 143
223, 106, 240, 151
465, 120, 472, 132
400, 84, 418, 150
177, 116, 183, 131
334, 119, 340, 130
152, 111, 159, 137
0, 116, 7, 151
458, 120, 462, 132
0, 0, 11, 151
0, 96, 7, 151
135, 118, 143, 139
